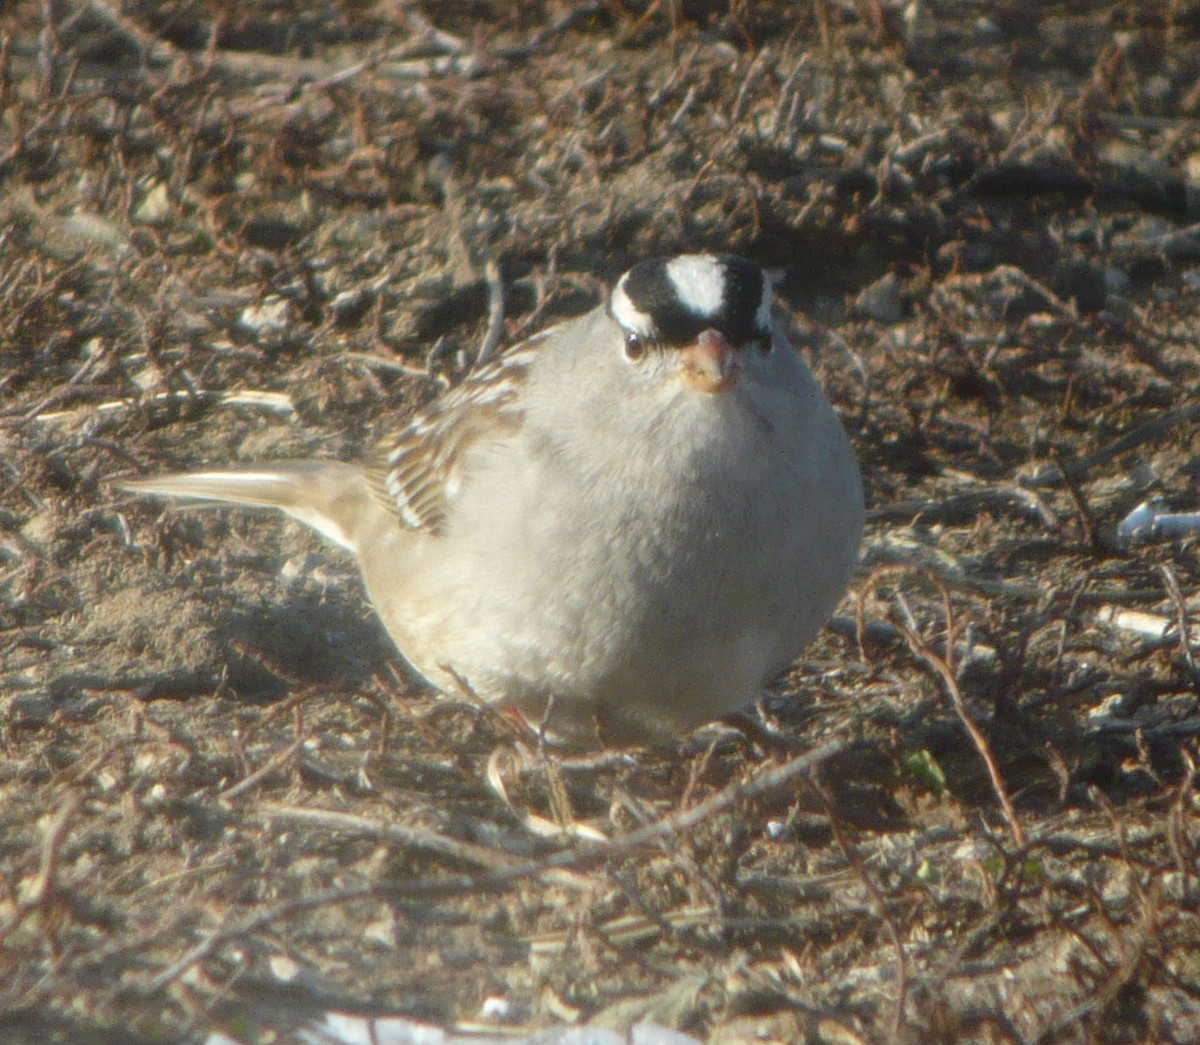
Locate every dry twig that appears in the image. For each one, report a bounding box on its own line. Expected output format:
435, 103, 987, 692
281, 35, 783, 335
895, 587, 1026, 848
146, 740, 845, 991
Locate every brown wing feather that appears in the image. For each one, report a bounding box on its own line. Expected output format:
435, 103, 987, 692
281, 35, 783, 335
365, 335, 545, 536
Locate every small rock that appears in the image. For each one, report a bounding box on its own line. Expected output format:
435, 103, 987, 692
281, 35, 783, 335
133, 181, 171, 225
239, 296, 291, 335
330, 287, 374, 326
853, 272, 903, 324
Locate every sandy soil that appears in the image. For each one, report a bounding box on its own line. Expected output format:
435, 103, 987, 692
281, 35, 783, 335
3, 1, 1200, 1042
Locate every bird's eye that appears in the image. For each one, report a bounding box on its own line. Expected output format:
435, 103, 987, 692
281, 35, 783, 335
755, 331, 774, 354
624, 332, 647, 362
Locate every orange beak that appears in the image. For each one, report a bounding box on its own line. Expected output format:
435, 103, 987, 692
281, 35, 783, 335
680, 329, 738, 394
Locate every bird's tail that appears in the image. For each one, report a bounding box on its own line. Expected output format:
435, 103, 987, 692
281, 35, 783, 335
118, 461, 373, 553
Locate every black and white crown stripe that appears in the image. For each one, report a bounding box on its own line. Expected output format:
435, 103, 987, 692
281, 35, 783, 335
608, 255, 773, 347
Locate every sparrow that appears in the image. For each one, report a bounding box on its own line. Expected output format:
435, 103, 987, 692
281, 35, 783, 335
121, 254, 864, 745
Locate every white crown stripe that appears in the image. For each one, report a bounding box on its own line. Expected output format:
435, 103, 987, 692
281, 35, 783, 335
665, 256, 726, 316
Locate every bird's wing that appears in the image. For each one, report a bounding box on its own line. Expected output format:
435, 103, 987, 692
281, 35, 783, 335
364, 333, 547, 536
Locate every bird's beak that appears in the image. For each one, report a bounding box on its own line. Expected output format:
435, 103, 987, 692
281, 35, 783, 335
680, 329, 738, 394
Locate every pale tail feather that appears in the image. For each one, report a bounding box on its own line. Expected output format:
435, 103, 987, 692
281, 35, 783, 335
118, 461, 371, 553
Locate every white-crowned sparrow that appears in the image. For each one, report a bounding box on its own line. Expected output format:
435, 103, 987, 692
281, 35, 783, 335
121, 254, 863, 745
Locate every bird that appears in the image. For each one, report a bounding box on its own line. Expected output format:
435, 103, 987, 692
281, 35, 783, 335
120, 254, 864, 746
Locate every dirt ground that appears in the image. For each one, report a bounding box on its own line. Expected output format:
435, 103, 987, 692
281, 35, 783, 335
3, 1, 1200, 1042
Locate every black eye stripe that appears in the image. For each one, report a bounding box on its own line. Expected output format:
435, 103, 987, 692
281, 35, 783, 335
614, 255, 769, 347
